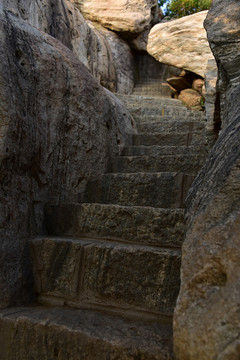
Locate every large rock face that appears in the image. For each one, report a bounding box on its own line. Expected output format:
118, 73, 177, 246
147, 11, 215, 78
73, 0, 159, 34
0, 6, 135, 307
173, 1, 240, 359
2, 0, 135, 93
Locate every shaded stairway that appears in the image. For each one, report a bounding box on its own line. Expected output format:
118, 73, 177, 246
0, 90, 207, 359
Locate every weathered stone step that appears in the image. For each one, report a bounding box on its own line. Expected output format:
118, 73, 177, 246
83, 172, 194, 208
111, 154, 205, 174
132, 132, 204, 147
132, 87, 172, 97
133, 114, 205, 123
31, 237, 181, 316
122, 145, 207, 156
116, 93, 184, 107
128, 106, 203, 119
46, 203, 185, 248
137, 120, 205, 134
0, 307, 173, 360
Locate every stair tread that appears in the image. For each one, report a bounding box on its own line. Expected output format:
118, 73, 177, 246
122, 145, 207, 156
0, 306, 173, 359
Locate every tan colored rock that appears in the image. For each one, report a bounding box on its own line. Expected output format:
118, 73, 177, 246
178, 89, 203, 111
73, 0, 159, 33
147, 11, 215, 77
192, 78, 204, 94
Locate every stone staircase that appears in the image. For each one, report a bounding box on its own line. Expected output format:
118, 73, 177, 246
0, 91, 207, 359
132, 78, 173, 98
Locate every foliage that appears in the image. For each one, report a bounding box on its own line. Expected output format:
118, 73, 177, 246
158, 0, 168, 6
159, 0, 212, 18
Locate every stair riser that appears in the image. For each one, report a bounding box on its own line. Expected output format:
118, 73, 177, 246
111, 155, 205, 175
137, 121, 205, 134
132, 133, 204, 147
117, 96, 183, 108
128, 107, 203, 118
46, 204, 185, 248
132, 115, 204, 123
31, 238, 181, 315
83, 173, 194, 208
122, 145, 206, 156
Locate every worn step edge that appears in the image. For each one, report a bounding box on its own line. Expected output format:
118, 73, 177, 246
0, 307, 173, 360
31, 237, 181, 316
46, 203, 185, 249
122, 145, 207, 156
83, 172, 194, 209
111, 155, 206, 174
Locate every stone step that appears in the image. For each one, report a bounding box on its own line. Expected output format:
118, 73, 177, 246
132, 132, 204, 147
31, 237, 181, 316
122, 145, 207, 156
111, 154, 205, 175
133, 114, 205, 124
128, 106, 204, 119
83, 172, 194, 208
0, 307, 173, 360
46, 203, 185, 248
132, 89, 172, 97
116, 93, 184, 107
137, 120, 205, 134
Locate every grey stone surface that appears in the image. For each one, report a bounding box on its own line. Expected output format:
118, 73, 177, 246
2, 0, 135, 93
0, 307, 174, 360
84, 173, 194, 208
46, 203, 185, 248
31, 237, 181, 315
116, 94, 184, 108
132, 132, 204, 147
122, 145, 207, 156
111, 154, 206, 175
204, 0, 240, 130
0, 8, 134, 307
137, 120, 205, 134
173, 1, 240, 359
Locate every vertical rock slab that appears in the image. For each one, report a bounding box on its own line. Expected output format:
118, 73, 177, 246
0, 9, 134, 308
173, 1, 240, 359
91, 24, 134, 94
147, 11, 215, 78
2, 0, 135, 93
73, 0, 159, 34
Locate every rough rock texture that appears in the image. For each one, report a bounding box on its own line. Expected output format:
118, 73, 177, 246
92, 24, 135, 94
73, 0, 160, 34
147, 11, 215, 78
178, 89, 203, 111
31, 237, 181, 316
0, 307, 174, 360
202, 59, 219, 148
2, 0, 135, 93
173, 1, 240, 359
0, 7, 135, 308
204, 0, 240, 130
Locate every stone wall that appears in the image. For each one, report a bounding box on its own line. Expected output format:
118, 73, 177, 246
173, 1, 240, 359
2, 0, 135, 93
0, 4, 135, 308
